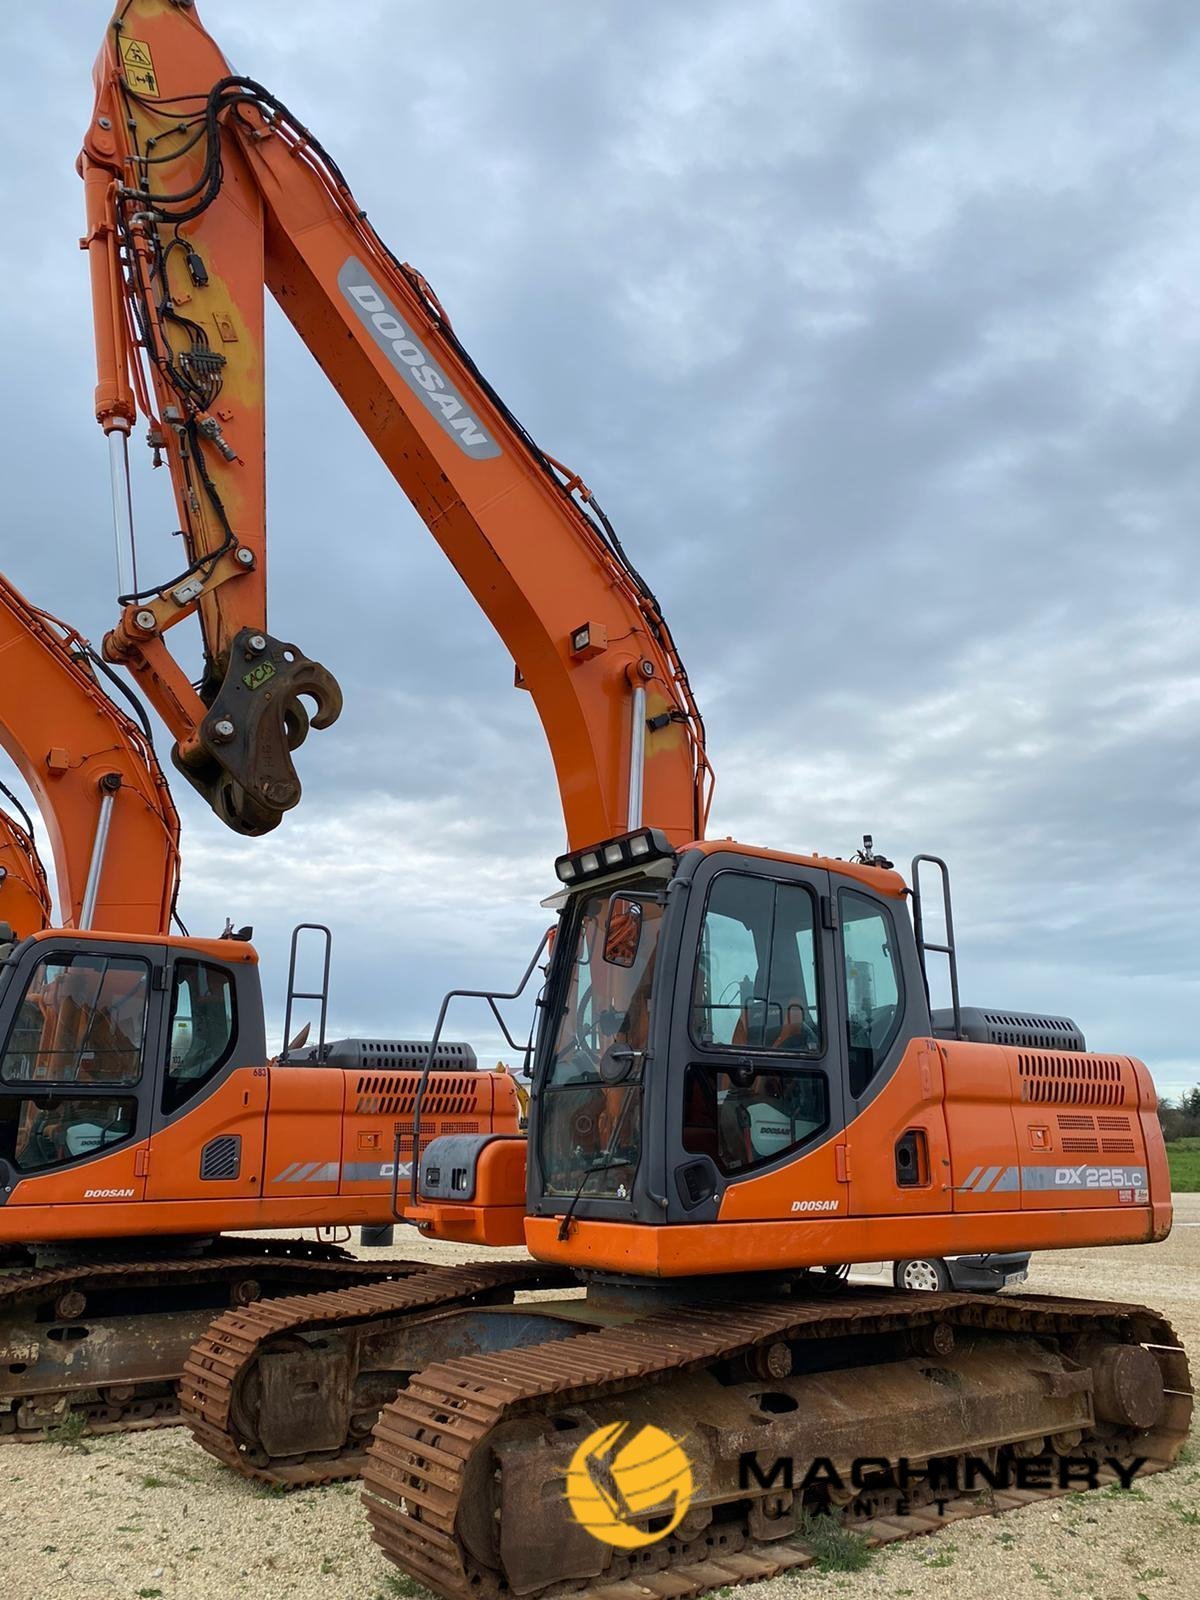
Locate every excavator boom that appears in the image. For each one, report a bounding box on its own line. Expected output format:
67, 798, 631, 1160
0, 798, 52, 939
0, 573, 179, 934
82, 0, 710, 846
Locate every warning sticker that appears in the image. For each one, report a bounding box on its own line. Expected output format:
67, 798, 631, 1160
120, 36, 160, 98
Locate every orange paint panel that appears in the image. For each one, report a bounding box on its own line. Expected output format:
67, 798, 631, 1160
5, 1138, 147, 1214
526, 1204, 1162, 1279
261, 1065, 344, 1197
146, 1068, 268, 1200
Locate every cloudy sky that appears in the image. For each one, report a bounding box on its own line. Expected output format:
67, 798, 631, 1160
1, 1, 1197, 1098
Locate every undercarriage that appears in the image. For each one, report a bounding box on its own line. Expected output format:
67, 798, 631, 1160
175, 1263, 1192, 1598
0, 1236, 422, 1438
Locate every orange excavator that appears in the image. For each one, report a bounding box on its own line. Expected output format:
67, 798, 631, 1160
39, 0, 1193, 1586
0, 568, 524, 1436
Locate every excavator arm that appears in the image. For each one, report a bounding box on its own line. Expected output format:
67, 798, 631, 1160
81, 0, 711, 848
0, 573, 180, 934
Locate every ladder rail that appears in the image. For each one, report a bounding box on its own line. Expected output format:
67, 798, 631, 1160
396, 927, 551, 1217
910, 854, 963, 1040
280, 921, 333, 1063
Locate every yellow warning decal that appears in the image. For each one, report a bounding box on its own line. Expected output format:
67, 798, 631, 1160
119, 36, 160, 99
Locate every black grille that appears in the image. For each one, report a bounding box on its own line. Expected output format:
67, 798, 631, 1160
301, 1038, 477, 1071
933, 1006, 1085, 1052
200, 1135, 242, 1181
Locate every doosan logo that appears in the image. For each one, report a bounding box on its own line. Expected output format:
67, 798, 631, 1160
338, 258, 500, 461
84, 1187, 135, 1199
791, 1199, 840, 1213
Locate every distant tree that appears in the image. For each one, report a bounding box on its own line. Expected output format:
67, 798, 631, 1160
1158, 1086, 1200, 1141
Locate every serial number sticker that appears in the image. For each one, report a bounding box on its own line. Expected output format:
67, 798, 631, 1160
119, 37, 160, 98
242, 660, 277, 691
1136, 1187, 1149, 1204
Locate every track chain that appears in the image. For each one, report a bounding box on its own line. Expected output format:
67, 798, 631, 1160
361, 1288, 1193, 1600
181, 1261, 571, 1486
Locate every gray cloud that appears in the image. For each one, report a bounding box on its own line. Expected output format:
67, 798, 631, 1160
0, 1, 1196, 1096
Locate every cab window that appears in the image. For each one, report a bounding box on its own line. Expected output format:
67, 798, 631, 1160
691, 874, 821, 1053
0, 1094, 138, 1173
0, 952, 150, 1086
683, 1065, 829, 1175
163, 963, 236, 1114
840, 890, 903, 1096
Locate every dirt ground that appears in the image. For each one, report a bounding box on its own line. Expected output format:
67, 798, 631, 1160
1, 1199, 1196, 1600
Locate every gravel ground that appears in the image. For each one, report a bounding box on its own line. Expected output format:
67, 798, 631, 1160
2, 1199, 1197, 1600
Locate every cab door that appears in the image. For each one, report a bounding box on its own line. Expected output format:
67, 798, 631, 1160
144, 955, 267, 1201
663, 850, 849, 1225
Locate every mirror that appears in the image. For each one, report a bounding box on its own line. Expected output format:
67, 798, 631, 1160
602, 896, 643, 968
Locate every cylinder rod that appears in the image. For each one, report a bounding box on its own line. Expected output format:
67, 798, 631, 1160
80, 788, 117, 931
107, 427, 138, 598
627, 684, 646, 831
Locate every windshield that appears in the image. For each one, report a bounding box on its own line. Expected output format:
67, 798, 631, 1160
538, 887, 664, 1199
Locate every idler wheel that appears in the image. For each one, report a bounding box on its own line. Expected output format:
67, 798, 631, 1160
55, 1290, 86, 1320
1090, 1344, 1164, 1431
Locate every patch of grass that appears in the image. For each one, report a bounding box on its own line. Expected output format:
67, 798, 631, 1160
385, 1576, 438, 1600
1136, 1569, 1166, 1583
1165, 1140, 1200, 1191
1106, 1482, 1149, 1502
136, 1590, 163, 1599
321, 1556, 338, 1574
140, 1474, 172, 1489
1177, 1508, 1200, 1525
45, 1411, 90, 1452
797, 1509, 873, 1573
922, 1549, 955, 1568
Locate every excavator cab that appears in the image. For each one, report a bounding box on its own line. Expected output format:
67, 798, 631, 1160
0, 930, 263, 1199
525, 828, 930, 1234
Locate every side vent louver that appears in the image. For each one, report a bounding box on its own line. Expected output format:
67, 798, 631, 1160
354, 1074, 485, 1118
1052, 1110, 1136, 1152
1020, 1053, 1127, 1106
200, 1134, 242, 1181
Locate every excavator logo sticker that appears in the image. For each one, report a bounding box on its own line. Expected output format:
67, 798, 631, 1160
338, 260, 501, 461
564, 1421, 694, 1549
119, 37, 160, 99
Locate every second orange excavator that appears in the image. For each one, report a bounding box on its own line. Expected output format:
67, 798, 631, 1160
0, 568, 526, 1437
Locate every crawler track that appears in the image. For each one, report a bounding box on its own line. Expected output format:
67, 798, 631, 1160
0, 1238, 423, 1439
362, 1288, 1192, 1600
180, 1261, 574, 1486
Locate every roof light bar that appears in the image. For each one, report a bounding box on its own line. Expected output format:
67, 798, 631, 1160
554, 828, 675, 885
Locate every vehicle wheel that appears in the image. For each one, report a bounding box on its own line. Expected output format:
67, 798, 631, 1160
893, 1257, 951, 1292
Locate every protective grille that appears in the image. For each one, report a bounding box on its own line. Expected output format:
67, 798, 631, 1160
199, 1134, 242, 1181
1019, 1053, 1127, 1106
982, 1011, 1083, 1049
